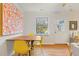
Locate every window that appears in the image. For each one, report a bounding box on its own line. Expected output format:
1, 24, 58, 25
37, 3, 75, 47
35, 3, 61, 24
36, 17, 48, 35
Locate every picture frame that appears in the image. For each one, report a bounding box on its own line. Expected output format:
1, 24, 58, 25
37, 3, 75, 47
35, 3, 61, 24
36, 16, 48, 35
69, 21, 77, 30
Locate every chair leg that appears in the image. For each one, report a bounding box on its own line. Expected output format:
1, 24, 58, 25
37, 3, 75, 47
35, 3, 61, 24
29, 50, 31, 56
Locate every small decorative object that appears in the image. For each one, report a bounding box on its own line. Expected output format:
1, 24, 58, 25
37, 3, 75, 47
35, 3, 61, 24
69, 21, 77, 30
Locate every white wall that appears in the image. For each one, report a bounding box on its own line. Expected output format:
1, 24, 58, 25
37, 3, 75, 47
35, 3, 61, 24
23, 11, 72, 44
23, 11, 55, 35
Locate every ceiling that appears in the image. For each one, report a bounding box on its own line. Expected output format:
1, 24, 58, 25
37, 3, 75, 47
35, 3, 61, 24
15, 3, 79, 13
16, 3, 58, 12
14, 3, 79, 18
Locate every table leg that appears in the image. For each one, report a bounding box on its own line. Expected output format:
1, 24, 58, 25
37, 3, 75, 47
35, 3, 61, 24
26, 41, 31, 56
31, 40, 34, 49
27, 41, 30, 47
29, 50, 31, 56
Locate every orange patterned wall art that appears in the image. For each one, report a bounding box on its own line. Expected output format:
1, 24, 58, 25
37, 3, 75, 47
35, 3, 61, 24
3, 3, 24, 35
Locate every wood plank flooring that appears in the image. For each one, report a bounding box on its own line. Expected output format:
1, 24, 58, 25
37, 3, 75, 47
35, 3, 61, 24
13, 44, 71, 56
31, 44, 71, 56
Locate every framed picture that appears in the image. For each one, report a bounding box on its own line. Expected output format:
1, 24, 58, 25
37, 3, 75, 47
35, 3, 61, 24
69, 21, 77, 30
0, 3, 23, 36
3, 3, 23, 35
57, 20, 64, 31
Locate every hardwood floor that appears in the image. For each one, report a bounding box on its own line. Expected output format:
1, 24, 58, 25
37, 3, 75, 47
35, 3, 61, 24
13, 44, 71, 56
31, 44, 71, 56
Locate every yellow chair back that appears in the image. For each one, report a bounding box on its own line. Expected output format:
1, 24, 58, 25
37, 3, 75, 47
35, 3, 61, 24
13, 40, 29, 55
28, 33, 34, 36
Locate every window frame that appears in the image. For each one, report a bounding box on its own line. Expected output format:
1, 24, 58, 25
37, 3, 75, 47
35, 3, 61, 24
36, 16, 48, 35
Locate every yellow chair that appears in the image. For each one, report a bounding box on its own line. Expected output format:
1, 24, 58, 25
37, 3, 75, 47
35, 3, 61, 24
36, 36, 42, 47
13, 40, 30, 56
28, 33, 34, 36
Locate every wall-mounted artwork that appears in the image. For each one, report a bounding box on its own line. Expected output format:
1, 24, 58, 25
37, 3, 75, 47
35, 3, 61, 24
0, 3, 24, 36
69, 21, 77, 30
57, 20, 64, 31
3, 3, 23, 35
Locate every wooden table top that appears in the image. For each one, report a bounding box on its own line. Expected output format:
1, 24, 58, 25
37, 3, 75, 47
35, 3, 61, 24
7, 35, 41, 41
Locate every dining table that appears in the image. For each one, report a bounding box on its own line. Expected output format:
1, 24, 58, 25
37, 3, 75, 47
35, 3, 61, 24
7, 35, 41, 56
